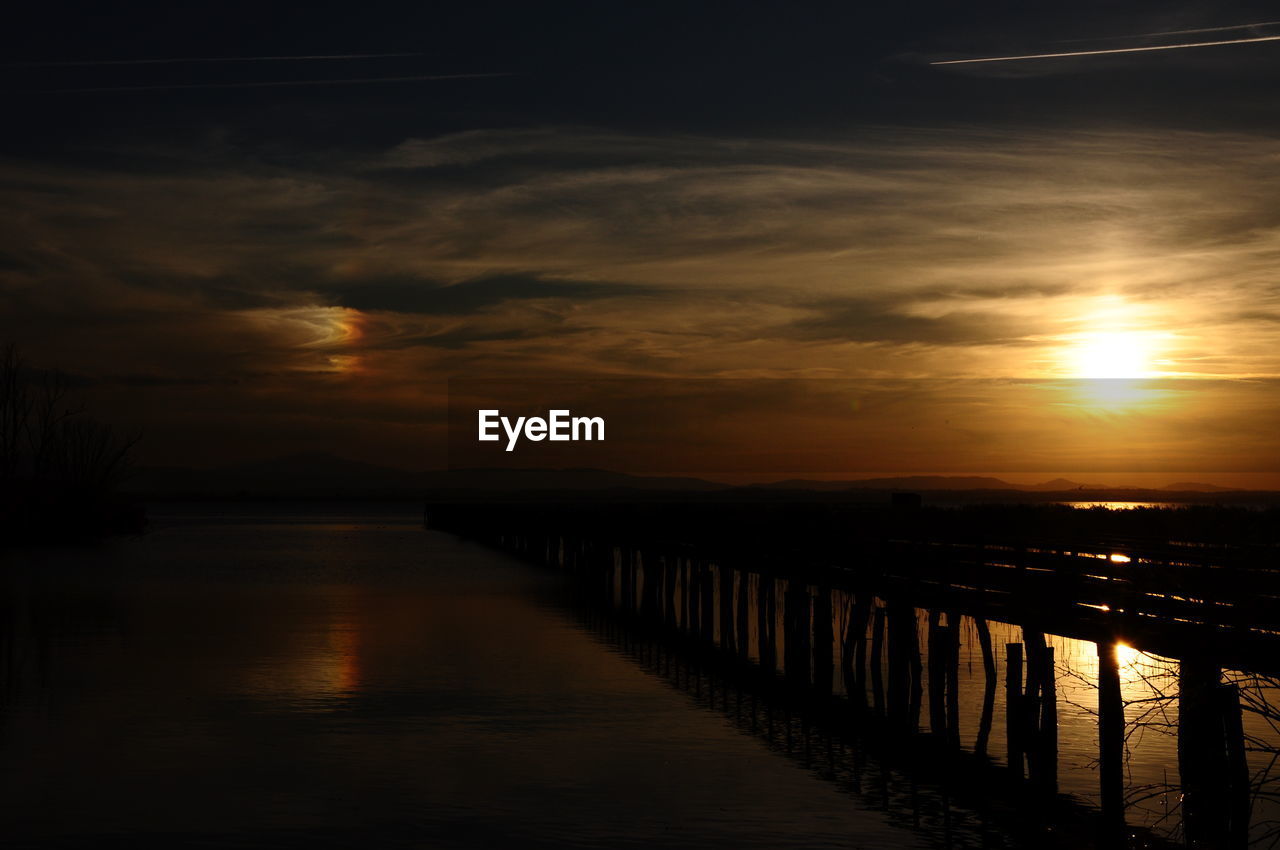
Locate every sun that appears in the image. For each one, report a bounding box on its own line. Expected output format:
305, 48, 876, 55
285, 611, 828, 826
1057, 295, 1177, 381
1069, 330, 1156, 379
1057, 315, 1174, 408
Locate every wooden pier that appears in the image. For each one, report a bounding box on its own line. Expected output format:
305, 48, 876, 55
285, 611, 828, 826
426, 498, 1276, 849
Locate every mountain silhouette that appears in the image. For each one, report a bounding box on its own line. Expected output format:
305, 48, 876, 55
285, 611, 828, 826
1161, 482, 1239, 492
751, 475, 1019, 491
123, 455, 1254, 499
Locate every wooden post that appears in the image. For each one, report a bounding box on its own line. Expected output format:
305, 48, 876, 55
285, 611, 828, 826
1179, 654, 1229, 847
719, 564, 735, 654
928, 614, 948, 737
757, 575, 776, 673
784, 580, 811, 688
1220, 682, 1251, 850
908, 611, 924, 733
640, 551, 658, 619
887, 604, 909, 723
1006, 642, 1024, 780
841, 592, 869, 705
606, 547, 617, 607
839, 593, 855, 696
1039, 645, 1058, 793
870, 605, 886, 716
945, 616, 961, 750
783, 580, 799, 683
620, 547, 632, 613
664, 556, 677, 629
1097, 640, 1125, 844
975, 617, 996, 758
888, 602, 919, 731
685, 560, 697, 636
701, 562, 716, 645
799, 583, 812, 688
852, 594, 870, 699
1022, 629, 1046, 783
812, 586, 834, 697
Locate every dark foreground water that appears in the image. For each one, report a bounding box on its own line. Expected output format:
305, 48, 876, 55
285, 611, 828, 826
0, 504, 927, 849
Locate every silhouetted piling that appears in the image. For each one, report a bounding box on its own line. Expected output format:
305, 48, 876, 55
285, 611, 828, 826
701, 562, 715, 645
670, 558, 680, 629
642, 552, 660, 618
944, 615, 961, 749
1023, 629, 1048, 788
784, 580, 811, 688
719, 564, 735, 654
908, 616, 924, 732
887, 602, 920, 732
1005, 642, 1024, 780
928, 612, 948, 737
1039, 645, 1058, 793
1179, 654, 1250, 849
688, 561, 701, 638
974, 617, 996, 758
1221, 682, 1251, 850
813, 586, 834, 697
620, 547, 634, 613
846, 593, 871, 704
1097, 640, 1125, 844
757, 575, 777, 673
870, 604, 886, 716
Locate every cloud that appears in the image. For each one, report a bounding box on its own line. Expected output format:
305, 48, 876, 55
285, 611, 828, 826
776, 297, 1040, 347
3, 126, 1280, 467
47, 72, 514, 95
327, 273, 660, 316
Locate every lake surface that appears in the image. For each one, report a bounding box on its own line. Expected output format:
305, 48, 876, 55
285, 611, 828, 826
5, 503, 1278, 848
1, 504, 932, 849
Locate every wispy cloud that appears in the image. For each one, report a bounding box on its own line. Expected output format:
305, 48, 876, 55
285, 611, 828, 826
2, 127, 1278, 466
9, 52, 433, 68
44, 72, 516, 94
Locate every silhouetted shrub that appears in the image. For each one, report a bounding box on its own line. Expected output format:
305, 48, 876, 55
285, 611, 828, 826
0, 344, 143, 541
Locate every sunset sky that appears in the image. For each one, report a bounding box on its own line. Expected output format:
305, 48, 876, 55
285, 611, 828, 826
4, 2, 1280, 482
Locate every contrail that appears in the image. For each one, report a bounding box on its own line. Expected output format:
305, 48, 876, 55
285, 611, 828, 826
932, 33, 1280, 65
44, 71, 515, 94
1057, 21, 1280, 43
10, 52, 430, 68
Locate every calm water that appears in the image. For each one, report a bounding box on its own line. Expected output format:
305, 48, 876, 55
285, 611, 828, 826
1, 504, 930, 849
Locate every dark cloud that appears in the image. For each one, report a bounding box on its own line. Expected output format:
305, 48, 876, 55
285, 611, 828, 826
327, 274, 660, 316
778, 298, 1037, 347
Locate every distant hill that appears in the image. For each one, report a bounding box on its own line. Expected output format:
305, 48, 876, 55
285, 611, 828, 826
752, 475, 1019, 491
753, 476, 1242, 493
752, 475, 1121, 491
1024, 478, 1091, 491
1161, 482, 1239, 492
122, 455, 1258, 500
